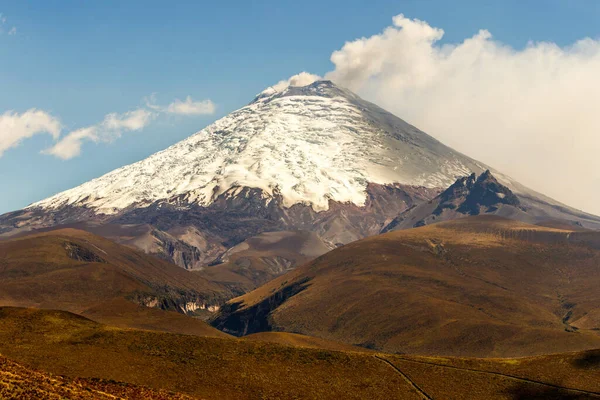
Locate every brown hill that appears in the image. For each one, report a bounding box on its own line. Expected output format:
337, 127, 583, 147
0, 307, 427, 399
1, 307, 599, 400
212, 215, 600, 357
242, 331, 372, 353
0, 183, 440, 272
0, 221, 227, 271
0, 353, 194, 399
196, 230, 334, 294
0, 228, 230, 336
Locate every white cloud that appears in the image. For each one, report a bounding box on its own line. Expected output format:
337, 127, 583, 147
324, 14, 600, 215
0, 109, 61, 156
0, 93, 212, 160
43, 109, 154, 160
102, 109, 154, 131
145, 94, 216, 116
272, 72, 322, 92
272, 71, 321, 92
256, 72, 322, 98
166, 96, 216, 115
42, 127, 96, 160
0, 13, 15, 36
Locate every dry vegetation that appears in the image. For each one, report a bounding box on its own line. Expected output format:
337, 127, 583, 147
242, 331, 373, 353
0, 307, 599, 399
0, 228, 230, 336
2, 217, 600, 398
0, 354, 194, 399
0, 307, 416, 399
214, 216, 600, 357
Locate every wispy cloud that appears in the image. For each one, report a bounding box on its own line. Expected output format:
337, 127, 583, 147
0, 92, 214, 160
145, 94, 216, 116
166, 96, 215, 115
0, 110, 62, 156
43, 109, 155, 160
41, 93, 215, 159
261, 72, 322, 95
0, 13, 16, 36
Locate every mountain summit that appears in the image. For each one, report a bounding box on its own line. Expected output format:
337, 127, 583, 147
31, 80, 485, 214
2, 80, 599, 273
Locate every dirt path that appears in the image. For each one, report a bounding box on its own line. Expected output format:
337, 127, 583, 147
374, 356, 432, 400
388, 355, 600, 398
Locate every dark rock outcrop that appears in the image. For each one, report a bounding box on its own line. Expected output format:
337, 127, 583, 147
381, 171, 571, 232
432, 170, 521, 216
210, 277, 311, 336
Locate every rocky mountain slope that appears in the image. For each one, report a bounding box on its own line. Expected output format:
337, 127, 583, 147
212, 216, 600, 357
196, 230, 335, 294
382, 170, 598, 231
1, 80, 598, 276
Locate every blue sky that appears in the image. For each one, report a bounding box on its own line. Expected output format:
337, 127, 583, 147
2, 1, 600, 214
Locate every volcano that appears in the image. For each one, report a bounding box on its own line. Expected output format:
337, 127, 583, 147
2, 80, 599, 276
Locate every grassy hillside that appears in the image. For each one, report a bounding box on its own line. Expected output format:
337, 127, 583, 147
242, 331, 372, 353
212, 216, 600, 357
380, 351, 600, 399
0, 307, 418, 399
0, 354, 194, 399
0, 228, 230, 336
0, 307, 599, 399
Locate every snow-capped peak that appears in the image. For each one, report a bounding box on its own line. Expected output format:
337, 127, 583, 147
31, 79, 486, 214
253, 72, 322, 102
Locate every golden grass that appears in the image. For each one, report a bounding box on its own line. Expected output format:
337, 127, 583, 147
0, 307, 418, 400
1, 307, 599, 399
0, 353, 195, 399
215, 216, 600, 357
0, 229, 230, 337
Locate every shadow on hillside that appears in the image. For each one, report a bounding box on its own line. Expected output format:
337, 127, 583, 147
504, 384, 590, 400
506, 350, 600, 399
571, 349, 600, 369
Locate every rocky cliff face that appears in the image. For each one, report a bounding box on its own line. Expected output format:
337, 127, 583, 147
432, 170, 521, 217
382, 171, 598, 232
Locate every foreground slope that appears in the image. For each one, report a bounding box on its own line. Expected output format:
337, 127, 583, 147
1, 307, 599, 399
0, 354, 194, 400
213, 216, 600, 357
0, 307, 424, 400
0, 228, 230, 336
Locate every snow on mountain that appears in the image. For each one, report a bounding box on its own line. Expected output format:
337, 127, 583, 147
31, 80, 487, 215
